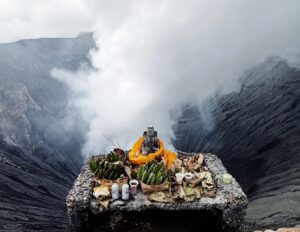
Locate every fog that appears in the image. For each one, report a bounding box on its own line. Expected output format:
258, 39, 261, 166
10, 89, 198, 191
50, 0, 300, 155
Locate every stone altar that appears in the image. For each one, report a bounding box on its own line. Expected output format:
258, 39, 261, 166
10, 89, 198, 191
66, 152, 248, 232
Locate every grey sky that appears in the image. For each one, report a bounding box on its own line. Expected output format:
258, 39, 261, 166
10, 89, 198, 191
0, 0, 93, 42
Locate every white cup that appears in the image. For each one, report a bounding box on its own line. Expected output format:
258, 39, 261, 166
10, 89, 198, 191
184, 173, 194, 183
175, 173, 185, 185
129, 179, 139, 194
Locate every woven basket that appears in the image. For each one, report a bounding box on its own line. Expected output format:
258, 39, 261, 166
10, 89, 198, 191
140, 181, 169, 193
95, 177, 128, 189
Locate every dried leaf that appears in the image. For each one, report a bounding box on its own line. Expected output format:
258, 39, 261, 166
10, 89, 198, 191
182, 185, 200, 202
197, 154, 204, 166
124, 166, 132, 180
179, 186, 186, 198
183, 186, 194, 196
173, 159, 183, 168
201, 172, 214, 189
184, 195, 196, 202
187, 154, 204, 172
148, 191, 174, 203
98, 199, 110, 208
194, 186, 203, 199
189, 172, 206, 187
93, 186, 110, 198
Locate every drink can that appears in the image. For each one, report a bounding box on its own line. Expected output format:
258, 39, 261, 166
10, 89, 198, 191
111, 183, 119, 200
122, 183, 130, 200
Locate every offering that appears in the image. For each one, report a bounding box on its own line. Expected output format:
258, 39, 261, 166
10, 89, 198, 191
184, 173, 193, 183
90, 127, 217, 207
111, 183, 119, 200
175, 173, 184, 185
122, 184, 130, 200
137, 160, 168, 185
129, 180, 139, 194
90, 154, 126, 180
222, 173, 232, 184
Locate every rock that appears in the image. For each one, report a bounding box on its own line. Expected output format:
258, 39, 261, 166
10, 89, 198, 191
66, 152, 248, 232
173, 56, 300, 229
251, 228, 300, 232
0, 33, 95, 231
276, 228, 300, 232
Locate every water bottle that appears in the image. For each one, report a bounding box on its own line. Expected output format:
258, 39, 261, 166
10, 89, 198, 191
122, 184, 129, 200
111, 183, 119, 200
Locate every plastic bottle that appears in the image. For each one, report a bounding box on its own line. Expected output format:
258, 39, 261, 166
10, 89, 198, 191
122, 183, 129, 200
111, 183, 119, 200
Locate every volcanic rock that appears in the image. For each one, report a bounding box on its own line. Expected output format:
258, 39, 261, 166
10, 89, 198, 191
174, 56, 300, 229
0, 33, 95, 231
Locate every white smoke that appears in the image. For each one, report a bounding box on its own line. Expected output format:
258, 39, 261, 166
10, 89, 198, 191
52, 0, 300, 156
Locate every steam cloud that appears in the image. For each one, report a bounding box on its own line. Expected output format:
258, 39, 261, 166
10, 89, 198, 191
52, 0, 300, 156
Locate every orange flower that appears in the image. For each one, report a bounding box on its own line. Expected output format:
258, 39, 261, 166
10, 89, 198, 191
128, 137, 176, 169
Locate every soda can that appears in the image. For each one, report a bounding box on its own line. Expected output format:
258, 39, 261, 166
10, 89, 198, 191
111, 183, 119, 200
122, 183, 130, 200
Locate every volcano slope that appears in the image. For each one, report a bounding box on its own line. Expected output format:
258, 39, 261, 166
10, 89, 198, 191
0, 33, 94, 231
174, 56, 300, 229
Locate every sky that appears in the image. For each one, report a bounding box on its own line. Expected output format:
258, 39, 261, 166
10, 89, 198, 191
0, 0, 93, 43
2, 0, 300, 155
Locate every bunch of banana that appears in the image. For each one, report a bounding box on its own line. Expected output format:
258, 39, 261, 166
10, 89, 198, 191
95, 160, 125, 180
89, 156, 100, 173
137, 160, 168, 185
106, 150, 124, 163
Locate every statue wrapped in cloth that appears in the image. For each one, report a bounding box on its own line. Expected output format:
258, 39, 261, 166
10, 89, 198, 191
128, 126, 177, 169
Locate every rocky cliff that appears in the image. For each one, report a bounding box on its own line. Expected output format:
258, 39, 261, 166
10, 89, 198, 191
0, 33, 95, 231
174, 56, 300, 229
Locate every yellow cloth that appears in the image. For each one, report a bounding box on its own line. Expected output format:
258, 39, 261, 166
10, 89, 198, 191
128, 137, 177, 169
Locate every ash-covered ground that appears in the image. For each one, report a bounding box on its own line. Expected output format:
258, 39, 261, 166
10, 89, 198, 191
0, 33, 93, 231
174, 56, 300, 229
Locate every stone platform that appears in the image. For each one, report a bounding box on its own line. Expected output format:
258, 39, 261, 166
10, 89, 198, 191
66, 153, 248, 232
